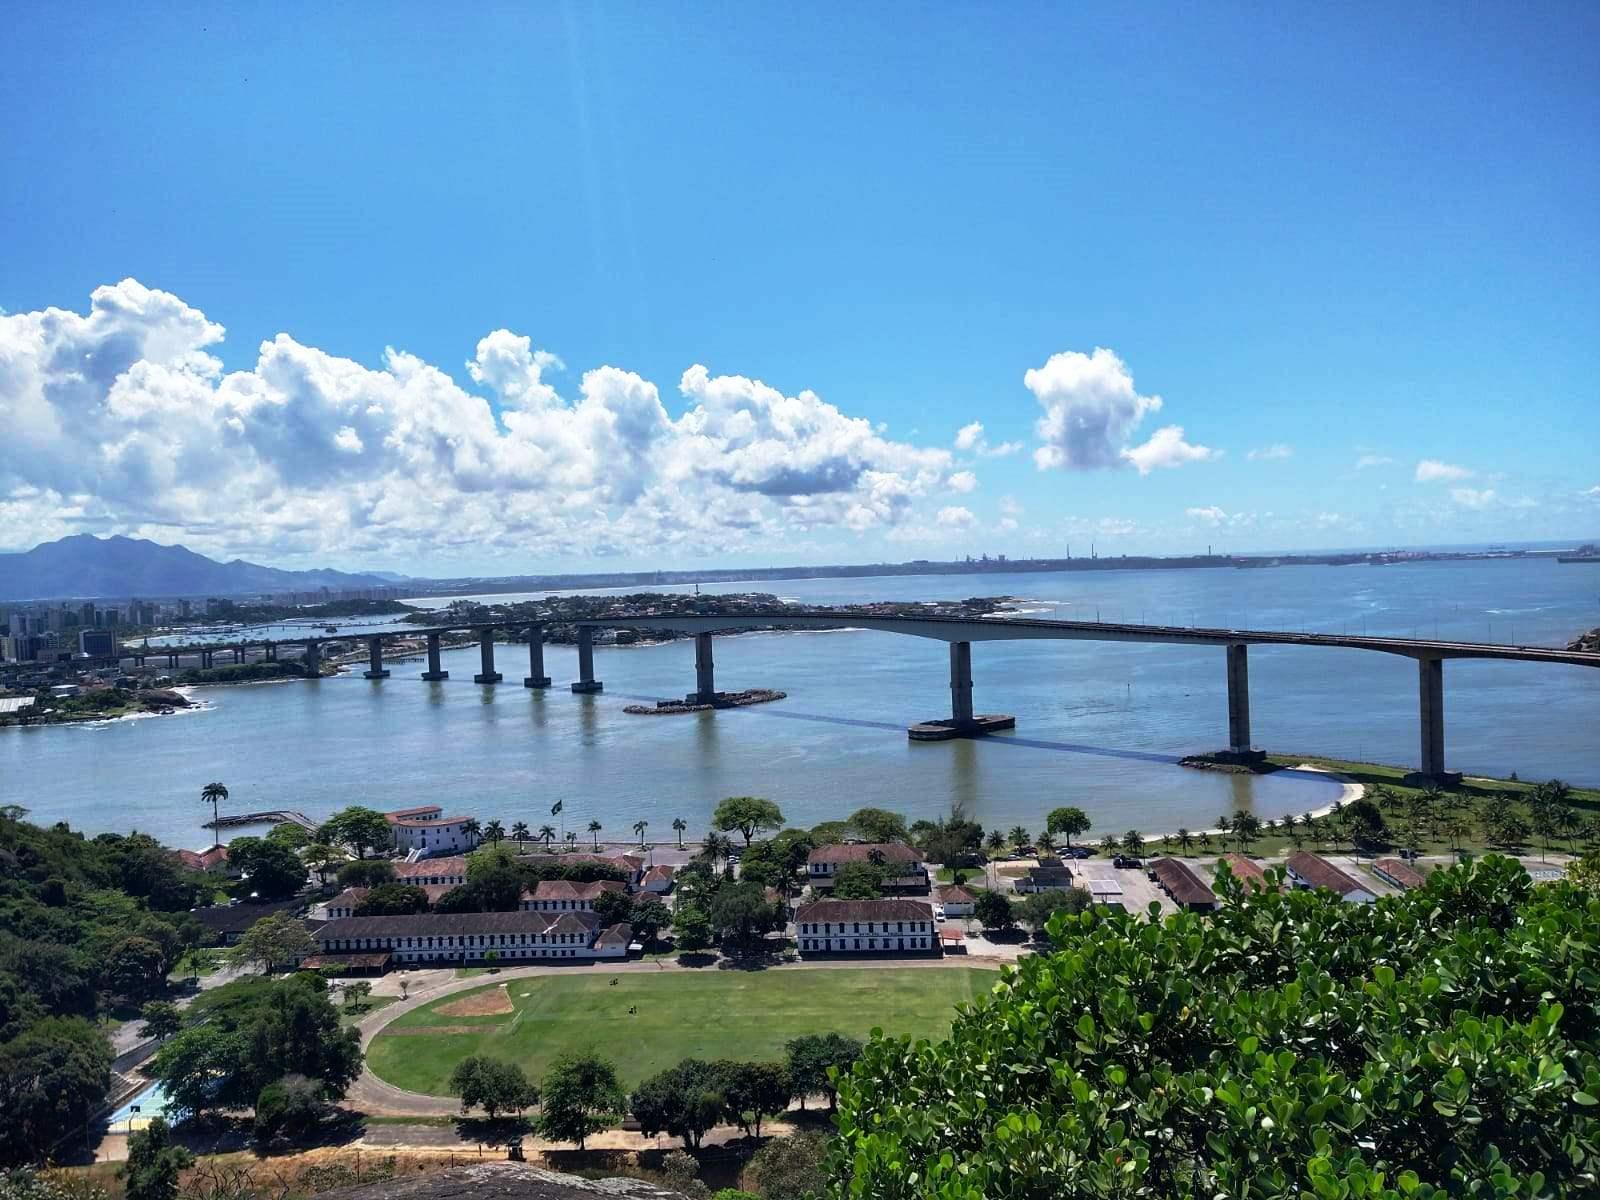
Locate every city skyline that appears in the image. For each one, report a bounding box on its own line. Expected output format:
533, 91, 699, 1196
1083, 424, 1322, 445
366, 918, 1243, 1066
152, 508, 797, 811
3, 6, 1597, 575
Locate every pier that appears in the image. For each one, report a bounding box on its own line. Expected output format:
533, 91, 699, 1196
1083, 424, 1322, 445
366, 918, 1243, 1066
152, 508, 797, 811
206, 808, 319, 831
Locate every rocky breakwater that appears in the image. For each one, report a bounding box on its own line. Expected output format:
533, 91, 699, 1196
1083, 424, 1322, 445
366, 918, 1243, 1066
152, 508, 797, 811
1569, 627, 1600, 653
625, 688, 787, 715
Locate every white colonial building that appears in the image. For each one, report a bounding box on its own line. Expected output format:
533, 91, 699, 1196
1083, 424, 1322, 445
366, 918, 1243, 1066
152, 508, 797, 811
806, 843, 928, 892
310, 910, 632, 969
521, 879, 628, 912
794, 898, 938, 955
390, 813, 481, 856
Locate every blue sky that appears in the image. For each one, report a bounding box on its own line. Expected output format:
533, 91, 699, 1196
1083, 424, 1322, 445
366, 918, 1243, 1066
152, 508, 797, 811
2, 3, 1596, 573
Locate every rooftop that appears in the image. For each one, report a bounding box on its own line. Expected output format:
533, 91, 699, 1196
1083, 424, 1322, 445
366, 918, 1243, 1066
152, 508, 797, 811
528, 879, 627, 901
315, 909, 601, 941
1218, 853, 1272, 890
808, 842, 922, 865
796, 897, 934, 923
314, 1162, 686, 1200
1151, 858, 1217, 907
1372, 857, 1427, 890
1286, 852, 1370, 897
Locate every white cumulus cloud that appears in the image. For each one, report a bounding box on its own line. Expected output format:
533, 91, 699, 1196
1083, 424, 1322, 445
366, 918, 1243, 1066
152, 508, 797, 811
953, 421, 1021, 457
1416, 459, 1473, 483
936, 505, 976, 529
1026, 347, 1213, 474
1186, 506, 1228, 525
1451, 487, 1497, 510
1355, 453, 1395, 470
0, 280, 963, 564
947, 470, 978, 493
1247, 444, 1293, 461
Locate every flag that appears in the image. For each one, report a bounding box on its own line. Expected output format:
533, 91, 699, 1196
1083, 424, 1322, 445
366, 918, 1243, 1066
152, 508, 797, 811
551, 799, 563, 816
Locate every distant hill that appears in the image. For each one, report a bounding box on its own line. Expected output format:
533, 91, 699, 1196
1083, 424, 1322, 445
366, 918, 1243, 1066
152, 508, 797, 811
0, 534, 398, 601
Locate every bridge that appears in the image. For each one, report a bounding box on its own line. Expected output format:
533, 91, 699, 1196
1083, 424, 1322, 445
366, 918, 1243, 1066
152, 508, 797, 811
118, 610, 1600, 786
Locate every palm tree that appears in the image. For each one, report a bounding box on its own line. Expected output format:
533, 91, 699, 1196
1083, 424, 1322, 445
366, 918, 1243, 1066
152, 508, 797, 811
672, 817, 688, 849
1281, 812, 1298, 839
1214, 814, 1233, 851
483, 819, 505, 845
1099, 835, 1119, 856
1007, 825, 1029, 848
201, 782, 228, 838
633, 819, 649, 847
565, 830, 578, 851
1121, 830, 1143, 855
511, 821, 531, 849
1176, 827, 1193, 854
538, 824, 556, 851
986, 829, 1005, 852
587, 820, 603, 850
462, 818, 482, 843
698, 832, 733, 871
1035, 832, 1056, 854
1197, 831, 1213, 851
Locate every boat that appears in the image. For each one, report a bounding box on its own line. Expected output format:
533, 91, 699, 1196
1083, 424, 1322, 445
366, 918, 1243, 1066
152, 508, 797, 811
323, 624, 339, 633
1557, 544, 1599, 564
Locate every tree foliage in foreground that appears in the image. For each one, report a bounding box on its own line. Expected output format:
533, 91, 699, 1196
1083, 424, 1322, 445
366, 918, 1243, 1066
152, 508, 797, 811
828, 856, 1600, 1198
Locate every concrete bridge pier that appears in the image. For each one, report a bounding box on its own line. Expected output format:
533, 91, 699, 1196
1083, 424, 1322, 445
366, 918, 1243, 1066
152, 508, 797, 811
908, 640, 1014, 740
200, 649, 214, 669
1405, 656, 1461, 786
474, 629, 503, 684
1215, 643, 1266, 764
166, 652, 178, 669
363, 636, 390, 679
133, 653, 146, 668
264, 643, 277, 662
232, 647, 245, 664
421, 631, 449, 681
524, 624, 551, 688
303, 642, 321, 676
571, 625, 603, 693
689, 632, 722, 704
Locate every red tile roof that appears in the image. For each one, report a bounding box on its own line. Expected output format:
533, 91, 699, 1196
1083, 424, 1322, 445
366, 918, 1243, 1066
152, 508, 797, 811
384, 805, 443, 823
528, 879, 626, 901
1151, 858, 1217, 907
795, 898, 934, 923
1286, 852, 1370, 898
1218, 853, 1272, 890
1372, 857, 1426, 890
939, 885, 977, 903
394, 856, 467, 880
808, 842, 922, 865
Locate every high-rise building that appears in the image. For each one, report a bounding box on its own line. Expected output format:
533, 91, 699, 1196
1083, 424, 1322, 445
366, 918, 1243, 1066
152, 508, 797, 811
78, 601, 96, 627
78, 628, 116, 658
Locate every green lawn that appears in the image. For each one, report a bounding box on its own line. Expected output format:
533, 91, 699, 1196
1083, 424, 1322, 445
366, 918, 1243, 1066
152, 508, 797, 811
340, 994, 396, 1027
367, 966, 996, 1096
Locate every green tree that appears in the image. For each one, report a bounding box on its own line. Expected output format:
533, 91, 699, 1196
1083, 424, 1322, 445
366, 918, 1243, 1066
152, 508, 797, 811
848, 807, 909, 843
302, 843, 344, 888
1121, 830, 1144, 855
715, 1060, 791, 1138
0, 1017, 113, 1167
316, 807, 392, 859
120, 1117, 192, 1200
746, 1131, 828, 1200
483, 820, 505, 846
138, 1000, 183, 1042
826, 855, 1600, 1198
339, 980, 373, 1011
985, 829, 1006, 852
510, 821, 530, 849
1015, 887, 1091, 934
1045, 806, 1091, 849
672, 817, 688, 849
629, 896, 671, 944
253, 1074, 325, 1146
1007, 825, 1030, 847
587, 820, 603, 850
450, 1055, 538, 1118
265, 822, 309, 851
973, 890, 1015, 932
713, 797, 786, 846
591, 888, 634, 927
630, 1058, 727, 1149
673, 903, 715, 952
229, 912, 314, 973
103, 936, 167, 1001
709, 883, 784, 951
784, 1033, 863, 1112
352, 883, 429, 916
633, 819, 649, 847
200, 782, 228, 837
538, 824, 556, 850
536, 1050, 625, 1149
224, 836, 306, 900
336, 858, 396, 889
830, 861, 887, 900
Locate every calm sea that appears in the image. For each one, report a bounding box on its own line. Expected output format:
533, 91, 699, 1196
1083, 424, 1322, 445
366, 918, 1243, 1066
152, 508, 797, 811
3, 558, 1597, 850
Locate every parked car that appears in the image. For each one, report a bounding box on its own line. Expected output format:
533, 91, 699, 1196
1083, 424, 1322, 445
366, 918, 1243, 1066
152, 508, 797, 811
1399, 848, 1421, 860
1112, 855, 1144, 869
932, 904, 946, 921
1016, 845, 1037, 856
1064, 846, 1093, 859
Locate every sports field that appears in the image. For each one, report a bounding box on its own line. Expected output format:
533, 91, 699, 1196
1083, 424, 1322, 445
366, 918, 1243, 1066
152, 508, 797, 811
367, 966, 995, 1095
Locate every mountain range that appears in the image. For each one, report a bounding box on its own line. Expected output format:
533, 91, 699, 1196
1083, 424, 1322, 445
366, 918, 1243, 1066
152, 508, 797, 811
0, 535, 401, 601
